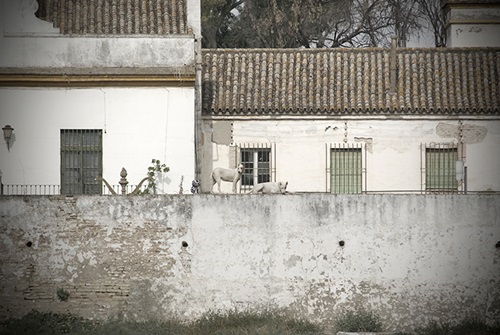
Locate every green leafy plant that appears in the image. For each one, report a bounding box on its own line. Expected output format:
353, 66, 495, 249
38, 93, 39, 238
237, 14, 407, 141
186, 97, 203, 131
141, 159, 170, 194
334, 308, 382, 332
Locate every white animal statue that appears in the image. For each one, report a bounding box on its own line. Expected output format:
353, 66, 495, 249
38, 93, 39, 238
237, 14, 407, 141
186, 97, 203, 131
211, 163, 244, 193
248, 181, 288, 194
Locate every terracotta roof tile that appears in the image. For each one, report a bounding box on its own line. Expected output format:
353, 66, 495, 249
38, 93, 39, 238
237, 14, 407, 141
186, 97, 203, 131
202, 48, 500, 116
36, 0, 187, 35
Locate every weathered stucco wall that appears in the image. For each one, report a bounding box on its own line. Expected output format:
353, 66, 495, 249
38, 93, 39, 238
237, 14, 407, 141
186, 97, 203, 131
202, 119, 500, 193
446, 7, 500, 47
0, 0, 197, 68
0, 194, 499, 332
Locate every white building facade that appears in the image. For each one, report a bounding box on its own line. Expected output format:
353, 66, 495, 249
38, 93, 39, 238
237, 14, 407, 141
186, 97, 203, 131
198, 3, 500, 194
201, 48, 500, 194
0, 0, 201, 195
443, 0, 500, 47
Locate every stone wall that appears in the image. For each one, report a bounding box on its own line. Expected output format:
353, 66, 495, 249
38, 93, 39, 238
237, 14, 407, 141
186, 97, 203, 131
0, 194, 499, 332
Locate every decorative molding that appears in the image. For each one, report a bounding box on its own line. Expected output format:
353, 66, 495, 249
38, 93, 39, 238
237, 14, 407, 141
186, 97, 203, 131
0, 74, 195, 87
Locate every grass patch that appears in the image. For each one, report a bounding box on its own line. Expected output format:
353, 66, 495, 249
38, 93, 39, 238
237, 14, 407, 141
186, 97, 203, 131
3, 310, 500, 335
190, 310, 322, 335
0, 310, 96, 335
334, 308, 382, 332
0, 309, 324, 335
414, 317, 500, 335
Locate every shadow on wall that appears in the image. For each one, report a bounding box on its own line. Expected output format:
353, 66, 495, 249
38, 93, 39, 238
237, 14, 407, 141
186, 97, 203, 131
202, 120, 234, 193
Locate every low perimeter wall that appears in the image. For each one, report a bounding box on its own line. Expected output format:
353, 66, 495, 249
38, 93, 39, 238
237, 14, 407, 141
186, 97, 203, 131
0, 194, 499, 332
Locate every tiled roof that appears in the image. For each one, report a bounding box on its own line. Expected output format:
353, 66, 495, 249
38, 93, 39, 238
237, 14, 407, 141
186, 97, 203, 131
36, 0, 187, 35
202, 48, 500, 117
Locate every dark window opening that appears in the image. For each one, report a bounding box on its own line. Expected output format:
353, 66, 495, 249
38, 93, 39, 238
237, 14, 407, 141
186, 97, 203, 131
61, 129, 103, 195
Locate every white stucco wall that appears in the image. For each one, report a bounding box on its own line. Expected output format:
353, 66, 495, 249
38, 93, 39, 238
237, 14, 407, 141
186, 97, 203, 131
446, 7, 500, 47
0, 0, 198, 194
0, 0, 196, 69
204, 119, 500, 193
0, 0, 60, 36
0, 36, 196, 69
0, 194, 499, 332
447, 24, 500, 47
0, 87, 195, 194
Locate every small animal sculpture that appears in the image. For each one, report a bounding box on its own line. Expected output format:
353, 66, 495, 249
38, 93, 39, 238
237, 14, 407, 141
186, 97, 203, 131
211, 163, 244, 193
191, 179, 200, 194
248, 181, 288, 194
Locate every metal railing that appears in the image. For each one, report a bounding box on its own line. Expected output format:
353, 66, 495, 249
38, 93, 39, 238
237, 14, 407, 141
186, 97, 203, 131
1, 184, 142, 196
1, 184, 60, 195
1, 184, 497, 196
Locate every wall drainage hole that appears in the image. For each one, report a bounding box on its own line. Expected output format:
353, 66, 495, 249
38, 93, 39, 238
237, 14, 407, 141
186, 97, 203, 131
339, 240, 345, 247
26, 241, 33, 247
182, 241, 189, 248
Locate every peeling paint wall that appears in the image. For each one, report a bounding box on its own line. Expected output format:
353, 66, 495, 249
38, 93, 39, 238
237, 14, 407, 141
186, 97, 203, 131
445, 5, 500, 47
0, 194, 499, 332
0, 0, 196, 68
202, 120, 500, 193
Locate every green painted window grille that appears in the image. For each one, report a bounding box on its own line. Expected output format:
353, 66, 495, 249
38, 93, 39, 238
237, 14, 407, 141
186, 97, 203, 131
425, 143, 458, 192
330, 144, 362, 194
239, 144, 272, 192
61, 129, 103, 195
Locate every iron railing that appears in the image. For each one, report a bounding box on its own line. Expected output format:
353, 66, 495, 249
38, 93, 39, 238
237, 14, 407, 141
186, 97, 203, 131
1, 184, 497, 196
1, 184, 142, 196
235, 143, 276, 193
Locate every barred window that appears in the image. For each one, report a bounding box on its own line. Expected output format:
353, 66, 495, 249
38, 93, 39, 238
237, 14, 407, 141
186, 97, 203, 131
329, 143, 363, 194
61, 129, 102, 195
425, 143, 458, 192
238, 144, 274, 192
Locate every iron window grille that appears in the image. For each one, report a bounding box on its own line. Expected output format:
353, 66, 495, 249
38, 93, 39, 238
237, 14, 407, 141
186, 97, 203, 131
326, 143, 365, 194
236, 143, 275, 193
61, 129, 103, 195
423, 143, 458, 193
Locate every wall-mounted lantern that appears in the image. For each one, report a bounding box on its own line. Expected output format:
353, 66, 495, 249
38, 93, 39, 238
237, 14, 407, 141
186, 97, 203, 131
2, 125, 14, 151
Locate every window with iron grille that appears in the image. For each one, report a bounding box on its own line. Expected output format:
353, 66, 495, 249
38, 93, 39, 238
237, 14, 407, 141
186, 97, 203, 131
239, 144, 274, 192
329, 144, 363, 194
425, 143, 458, 192
61, 129, 102, 195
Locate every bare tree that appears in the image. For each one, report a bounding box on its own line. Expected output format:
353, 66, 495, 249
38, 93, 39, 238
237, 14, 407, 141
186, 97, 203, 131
387, 0, 422, 47
225, 0, 348, 48
201, 0, 440, 48
229, 0, 398, 48
416, 0, 447, 47
201, 0, 244, 48
319, 0, 395, 48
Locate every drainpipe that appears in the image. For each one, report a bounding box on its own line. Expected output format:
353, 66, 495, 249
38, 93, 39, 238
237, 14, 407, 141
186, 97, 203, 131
187, 0, 203, 182
458, 120, 467, 194
194, 36, 202, 182
390, 36, 397, 94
